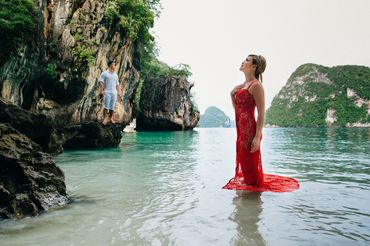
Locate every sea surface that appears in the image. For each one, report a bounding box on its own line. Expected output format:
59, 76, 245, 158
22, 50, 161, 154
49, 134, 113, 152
0, 128, 369, 246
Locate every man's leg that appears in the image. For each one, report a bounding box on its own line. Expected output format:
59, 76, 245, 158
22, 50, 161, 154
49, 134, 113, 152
110, 94, 118, 124
102, 109, 110, 125
102, 95, 111, 125
109, 110, 115, 124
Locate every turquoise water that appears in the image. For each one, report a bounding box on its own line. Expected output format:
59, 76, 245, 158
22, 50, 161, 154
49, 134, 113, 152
0, 128, 369, 245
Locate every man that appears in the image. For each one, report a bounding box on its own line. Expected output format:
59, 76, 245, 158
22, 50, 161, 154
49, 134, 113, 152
99, 61, 121, 125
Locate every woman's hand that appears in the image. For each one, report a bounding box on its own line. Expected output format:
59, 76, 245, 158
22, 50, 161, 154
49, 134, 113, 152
250, 136, 261, 153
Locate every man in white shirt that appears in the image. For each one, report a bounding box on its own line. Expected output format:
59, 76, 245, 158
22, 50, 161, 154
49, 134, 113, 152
99, 61, 121, 125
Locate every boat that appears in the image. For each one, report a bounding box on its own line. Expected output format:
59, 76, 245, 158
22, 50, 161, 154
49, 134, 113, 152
123, 119, 136, 133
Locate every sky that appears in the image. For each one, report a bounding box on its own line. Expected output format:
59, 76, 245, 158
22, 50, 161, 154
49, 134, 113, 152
152, 0, 370, 118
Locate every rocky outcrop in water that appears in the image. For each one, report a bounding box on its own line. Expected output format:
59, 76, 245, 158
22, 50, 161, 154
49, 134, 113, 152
266, 64, 370, 127
0, 123, 69, 219
63, 122, 122, 149
0, 99, 123, 153
0, 99, 60, 153
137, 75, 200, 130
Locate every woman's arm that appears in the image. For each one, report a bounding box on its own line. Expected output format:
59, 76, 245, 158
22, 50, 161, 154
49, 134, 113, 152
230, 84, 244, 108
250, 82, 265, 153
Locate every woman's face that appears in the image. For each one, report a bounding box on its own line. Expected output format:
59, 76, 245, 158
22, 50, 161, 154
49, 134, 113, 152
239, 56, 256, 74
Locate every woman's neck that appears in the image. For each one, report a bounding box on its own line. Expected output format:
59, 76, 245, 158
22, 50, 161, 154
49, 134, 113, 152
244, 73, 257, 83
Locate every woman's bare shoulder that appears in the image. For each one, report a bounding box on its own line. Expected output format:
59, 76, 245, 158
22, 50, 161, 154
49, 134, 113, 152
249, 81, 264, 95
250, 81, 264, 89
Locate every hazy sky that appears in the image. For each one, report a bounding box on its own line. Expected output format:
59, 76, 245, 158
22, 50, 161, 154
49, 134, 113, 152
152, 0, 370, 118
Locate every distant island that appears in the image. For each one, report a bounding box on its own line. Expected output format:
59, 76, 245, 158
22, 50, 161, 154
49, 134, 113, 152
266, 64, 370, 127
199, 106, 231, 128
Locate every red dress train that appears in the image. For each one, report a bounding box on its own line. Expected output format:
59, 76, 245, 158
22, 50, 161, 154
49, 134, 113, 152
223, 82, 300, 192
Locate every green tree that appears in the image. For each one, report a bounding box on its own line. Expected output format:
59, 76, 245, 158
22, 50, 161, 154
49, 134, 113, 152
0, 0, 38, 64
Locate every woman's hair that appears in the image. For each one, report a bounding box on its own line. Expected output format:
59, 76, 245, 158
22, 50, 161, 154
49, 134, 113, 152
249, 54, 266, 83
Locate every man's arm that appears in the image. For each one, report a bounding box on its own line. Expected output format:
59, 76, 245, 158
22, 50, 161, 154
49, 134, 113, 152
99, 72, 106, 95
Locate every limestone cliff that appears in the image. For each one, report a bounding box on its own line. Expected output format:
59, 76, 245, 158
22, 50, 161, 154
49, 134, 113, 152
0, 0, 139, 126
137, 75, 200, 130
266, 64, 370, 127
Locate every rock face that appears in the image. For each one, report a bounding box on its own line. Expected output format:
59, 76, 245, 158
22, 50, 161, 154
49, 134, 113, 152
0, 0, 139, 127
199, 106, 231, 128
0, 123, 69, 219
137, 75, 200, 131
266, 64, 370, 127
0, 99, 123, 153
0, 99, 59, 153
63, 122, 122, 149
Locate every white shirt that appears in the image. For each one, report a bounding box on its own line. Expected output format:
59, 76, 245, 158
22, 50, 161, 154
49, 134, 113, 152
99, 70, 119, 94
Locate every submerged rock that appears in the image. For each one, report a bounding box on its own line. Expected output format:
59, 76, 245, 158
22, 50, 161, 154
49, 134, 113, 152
137, 75, 200, 131
0, 123, 69, 219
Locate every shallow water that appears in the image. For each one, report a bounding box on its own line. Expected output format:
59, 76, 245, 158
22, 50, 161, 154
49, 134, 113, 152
1, 128, 369, 245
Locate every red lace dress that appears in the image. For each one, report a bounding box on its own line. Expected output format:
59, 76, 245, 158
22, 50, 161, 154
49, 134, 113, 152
223, 82, 300, 192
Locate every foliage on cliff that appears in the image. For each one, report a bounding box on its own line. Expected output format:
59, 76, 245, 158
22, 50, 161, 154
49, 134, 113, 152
141, 59, 192, 79
104, 0, 159, 66
0, 0, 38, 64
199, 106, 231, 128
265, 64, 370, 127
105, 0, 158, 42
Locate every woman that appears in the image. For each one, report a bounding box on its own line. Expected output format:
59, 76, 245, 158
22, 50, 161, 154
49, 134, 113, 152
223, 54, 299, 192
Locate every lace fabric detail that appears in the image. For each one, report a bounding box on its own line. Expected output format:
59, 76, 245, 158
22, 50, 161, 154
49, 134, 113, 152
223, 84, 300, 192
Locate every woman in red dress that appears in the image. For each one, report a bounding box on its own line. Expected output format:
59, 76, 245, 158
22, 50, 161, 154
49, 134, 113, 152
223, 54, 299, 192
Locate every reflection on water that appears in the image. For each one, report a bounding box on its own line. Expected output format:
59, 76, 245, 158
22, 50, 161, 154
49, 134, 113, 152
0, 128, 369, 245
230, 192, 265, 246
